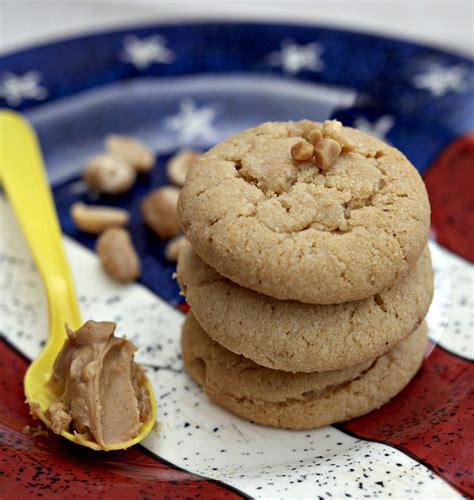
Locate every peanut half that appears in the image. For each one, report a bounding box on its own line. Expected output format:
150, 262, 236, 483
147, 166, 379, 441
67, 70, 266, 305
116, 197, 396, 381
70, 202, 129, 234
307, 128, 323, 146
83, 153, 136, 194
141, 186, 181, 238
166, 149, 200, 187
96, 227, 141, 283
291, 140, 314, 162
164, 235, 186, 262
105, 135, 155, 174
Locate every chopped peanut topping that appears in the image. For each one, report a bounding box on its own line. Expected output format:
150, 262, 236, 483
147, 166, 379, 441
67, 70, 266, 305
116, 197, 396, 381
291, 140, 314, 162
314, 138, 342, 171
289, 119, 319, 138
322, 119, 343, 134
307, 128, 323, 146
322, 119, 355, 152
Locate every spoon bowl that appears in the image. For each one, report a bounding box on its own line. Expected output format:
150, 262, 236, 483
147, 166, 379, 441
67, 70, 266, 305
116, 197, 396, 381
0, 110, 156, 451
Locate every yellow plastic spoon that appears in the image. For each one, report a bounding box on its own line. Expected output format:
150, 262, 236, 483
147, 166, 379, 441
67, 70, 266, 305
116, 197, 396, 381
0, 110, 156, 451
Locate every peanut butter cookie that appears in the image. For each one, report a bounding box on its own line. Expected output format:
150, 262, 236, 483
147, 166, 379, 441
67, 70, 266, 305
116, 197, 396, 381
177, 241, 433, 372
178, 121, 430, 304
181, 313, 427, 430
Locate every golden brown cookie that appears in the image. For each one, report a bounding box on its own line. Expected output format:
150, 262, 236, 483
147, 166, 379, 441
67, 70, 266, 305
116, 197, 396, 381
177, 241, 433, 372
178, 121, 430, 304
181, 313, 427, 430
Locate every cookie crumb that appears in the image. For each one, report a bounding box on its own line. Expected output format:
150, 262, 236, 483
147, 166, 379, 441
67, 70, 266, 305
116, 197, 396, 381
314, 138, 342, 171
22, 424, 49, 438
291, 140, 314, 162
28, 401, 42, 420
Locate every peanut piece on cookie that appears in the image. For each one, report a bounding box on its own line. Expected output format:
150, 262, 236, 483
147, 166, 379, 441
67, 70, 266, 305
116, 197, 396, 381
105, 135, 155, 174
307, 128, 323, 146
96, 227, 141, 283
291, 140, 314, 162
83, 153, 136, 194
167, 149, 200, 186
289, 119, 319, 138
70, 202, 129, 234
141, 186, 181, 238
322, 119, 355, 152
322, 119, 343, 134
314, 138, 342, 171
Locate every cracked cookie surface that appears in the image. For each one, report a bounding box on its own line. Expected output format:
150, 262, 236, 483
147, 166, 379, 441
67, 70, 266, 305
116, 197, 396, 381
178, 121, 430, 304
177, 242, 433, 372
182, 313, 427, 430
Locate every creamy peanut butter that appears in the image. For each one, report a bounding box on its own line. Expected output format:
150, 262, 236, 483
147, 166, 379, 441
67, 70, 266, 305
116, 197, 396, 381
46, 320, 151, 448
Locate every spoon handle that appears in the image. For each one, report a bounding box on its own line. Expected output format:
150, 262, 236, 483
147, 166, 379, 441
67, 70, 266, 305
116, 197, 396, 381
0, 110, 81, 350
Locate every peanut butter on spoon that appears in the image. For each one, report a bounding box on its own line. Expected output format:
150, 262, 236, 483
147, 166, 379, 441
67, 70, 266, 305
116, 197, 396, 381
46, 321, 151, 449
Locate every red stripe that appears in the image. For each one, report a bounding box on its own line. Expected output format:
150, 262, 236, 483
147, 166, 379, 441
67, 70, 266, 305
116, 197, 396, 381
0, 339, 245, 499
424, 133, 474, 263
341, 343, 474, 497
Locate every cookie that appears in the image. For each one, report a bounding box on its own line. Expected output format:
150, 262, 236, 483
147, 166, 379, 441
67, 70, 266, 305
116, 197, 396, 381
181, 313, 428, 430
177, 242, 433, 372
178, 120, 430, 304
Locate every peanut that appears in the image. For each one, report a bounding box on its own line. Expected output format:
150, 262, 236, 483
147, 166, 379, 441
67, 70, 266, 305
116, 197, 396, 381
105, 135, 155, 174
164, 235, 186, 262
141, 186, 181, 238
289, 119, 319, 138
96, 227, 141, 283
291, 140, 314, 162
322, 119, 355, 152
314, 138, 342, 172
307, 128, 323, 146
322, 119, 343, 134
70, 202, 129, 234
83, 153, 136, 194
166, 149, 200, 186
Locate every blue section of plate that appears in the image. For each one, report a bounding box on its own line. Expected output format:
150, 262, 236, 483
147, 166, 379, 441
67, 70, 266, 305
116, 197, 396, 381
1, 22, 473, 176
53, 153, 184, 305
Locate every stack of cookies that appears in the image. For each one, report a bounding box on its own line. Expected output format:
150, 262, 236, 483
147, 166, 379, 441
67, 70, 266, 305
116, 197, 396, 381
176, 120, 433, 430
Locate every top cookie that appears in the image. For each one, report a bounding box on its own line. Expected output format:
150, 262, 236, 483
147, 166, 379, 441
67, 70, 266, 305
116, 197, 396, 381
178, 120, 430, 304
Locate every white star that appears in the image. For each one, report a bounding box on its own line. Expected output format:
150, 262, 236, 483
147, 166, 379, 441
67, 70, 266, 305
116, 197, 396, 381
353, 115, 394, 140
412, 63, 468, 97
268, 39, 324, 74
165, 98, 218, 144
120, 35, 174, 70
0, 71, 47, 106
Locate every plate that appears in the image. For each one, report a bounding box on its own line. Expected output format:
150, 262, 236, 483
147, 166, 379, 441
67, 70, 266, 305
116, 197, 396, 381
0, 22, 473, 498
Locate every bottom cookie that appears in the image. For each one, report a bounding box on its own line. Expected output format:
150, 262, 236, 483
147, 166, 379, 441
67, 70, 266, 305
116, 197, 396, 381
182, 313, 427, 430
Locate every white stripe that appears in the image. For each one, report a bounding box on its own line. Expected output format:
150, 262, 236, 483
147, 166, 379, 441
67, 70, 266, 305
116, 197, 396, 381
427, 240, 474, 360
